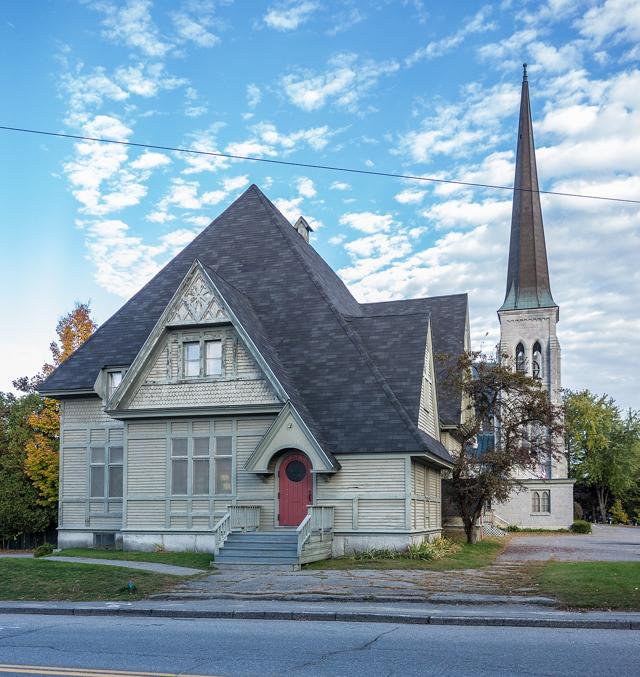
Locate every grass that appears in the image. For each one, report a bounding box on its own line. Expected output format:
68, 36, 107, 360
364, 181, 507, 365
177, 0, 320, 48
305, 538, 505, 571
54, 548, 213, 570
0, 558, 182, 601
537, 561, 640, 610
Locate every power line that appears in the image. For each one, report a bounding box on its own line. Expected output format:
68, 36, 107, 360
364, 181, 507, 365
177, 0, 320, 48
2, 124, 639, 205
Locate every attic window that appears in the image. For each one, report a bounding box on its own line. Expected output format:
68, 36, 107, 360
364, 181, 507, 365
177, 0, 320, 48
183, 342, 201, 377
205, 340, 222, 376
107, 371, 123, 399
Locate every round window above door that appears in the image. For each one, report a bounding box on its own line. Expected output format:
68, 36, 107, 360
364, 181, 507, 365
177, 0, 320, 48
285, 459, 307, 482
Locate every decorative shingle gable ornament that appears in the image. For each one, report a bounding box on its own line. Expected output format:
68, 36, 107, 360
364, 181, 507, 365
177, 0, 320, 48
167, 270, 229, 325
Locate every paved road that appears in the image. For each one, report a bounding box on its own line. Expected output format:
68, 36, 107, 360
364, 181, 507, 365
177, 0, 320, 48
498, 524, 640, 562
0, 614, 638, 676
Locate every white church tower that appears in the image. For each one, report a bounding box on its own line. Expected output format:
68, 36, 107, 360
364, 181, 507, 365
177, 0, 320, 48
496, 65, 574, 528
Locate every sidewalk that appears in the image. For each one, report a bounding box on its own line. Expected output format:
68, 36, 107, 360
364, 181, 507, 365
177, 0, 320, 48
1, 598, 638, 631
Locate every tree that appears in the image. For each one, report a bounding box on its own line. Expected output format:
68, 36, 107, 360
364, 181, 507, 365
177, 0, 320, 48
565, 390, 640, 522
0, 392, 51, 541
442, 351, 564, 543
12, 302, 97, 513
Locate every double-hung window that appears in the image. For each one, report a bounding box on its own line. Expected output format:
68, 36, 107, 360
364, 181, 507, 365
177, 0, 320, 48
107, 371, 123, 399
182, 339, 223, 378
90, 445, 123, 498
170, 434, 233, 496
183, 342, 201, 377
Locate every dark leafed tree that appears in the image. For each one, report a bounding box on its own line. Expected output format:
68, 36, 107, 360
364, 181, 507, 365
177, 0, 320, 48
441, 350, 564, 543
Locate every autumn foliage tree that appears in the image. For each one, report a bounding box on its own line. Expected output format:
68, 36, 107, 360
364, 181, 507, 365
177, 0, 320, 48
441, 351, 564, 543
13, 302, 96, 516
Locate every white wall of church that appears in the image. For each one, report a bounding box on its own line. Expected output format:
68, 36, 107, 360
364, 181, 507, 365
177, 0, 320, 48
495, 481, 574, 528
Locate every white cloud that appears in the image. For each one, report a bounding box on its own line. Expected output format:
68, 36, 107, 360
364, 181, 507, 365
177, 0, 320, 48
247, 83, 261, 108
181, 124, 230, 174
115, 63, 186, 98
330, 181, 351, 191
273, 196, 303, 222
172, 10, 219, 47
394, 188, 427, 204
577, 0, 640, 47
282, 53, 399, 112
223, 175, 250, 192
130, 151, 171, 170
406, 5, 497, 65
91, 0, 170, 58
62, 66, 129, 127
296, 176, 316, 198
264, 1, 319, 31
339, 212, 396, 234
339, 233, 414, 283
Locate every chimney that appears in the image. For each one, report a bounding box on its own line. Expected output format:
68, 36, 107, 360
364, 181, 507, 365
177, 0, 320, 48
293, 216, 313, 243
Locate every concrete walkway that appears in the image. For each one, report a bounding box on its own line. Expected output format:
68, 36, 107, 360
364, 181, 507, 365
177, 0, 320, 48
0, 553, 202, 576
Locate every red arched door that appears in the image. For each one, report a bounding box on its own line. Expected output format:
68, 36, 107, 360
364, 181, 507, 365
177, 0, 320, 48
278, 453, 312, 526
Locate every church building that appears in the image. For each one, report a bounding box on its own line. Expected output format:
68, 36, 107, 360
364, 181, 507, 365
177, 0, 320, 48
40, 68, 572, 563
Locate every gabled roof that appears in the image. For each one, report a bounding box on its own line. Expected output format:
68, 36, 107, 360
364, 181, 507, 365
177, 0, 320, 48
41, 185, 462, 464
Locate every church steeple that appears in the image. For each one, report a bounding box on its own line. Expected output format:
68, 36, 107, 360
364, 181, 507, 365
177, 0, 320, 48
500, 64, 556, 311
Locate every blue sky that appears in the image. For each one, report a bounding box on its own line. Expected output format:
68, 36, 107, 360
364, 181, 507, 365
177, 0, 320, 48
1, 0, 639, 409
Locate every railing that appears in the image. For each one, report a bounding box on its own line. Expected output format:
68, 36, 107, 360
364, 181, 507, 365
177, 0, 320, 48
296, 513, 312, 557
297, 505, 335, 556
309, 505, 334, 541
212, 512, 231, 555
489, 512, 510, 530
229, 505, 261, 532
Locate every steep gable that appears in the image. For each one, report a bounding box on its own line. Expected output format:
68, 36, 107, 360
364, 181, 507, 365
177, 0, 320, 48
41, 185, 453, 463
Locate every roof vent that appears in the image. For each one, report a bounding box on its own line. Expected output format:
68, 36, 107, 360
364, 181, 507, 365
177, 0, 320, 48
293, 216, 313, 243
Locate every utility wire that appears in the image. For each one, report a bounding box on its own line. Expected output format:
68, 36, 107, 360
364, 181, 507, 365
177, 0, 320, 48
2, 124, 639, 205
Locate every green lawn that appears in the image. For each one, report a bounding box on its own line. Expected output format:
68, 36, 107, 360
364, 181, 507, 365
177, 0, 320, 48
305, 539, 505, 571
0, 558, 182, 601
537, 561, 640, 609
55, 548, 213, 570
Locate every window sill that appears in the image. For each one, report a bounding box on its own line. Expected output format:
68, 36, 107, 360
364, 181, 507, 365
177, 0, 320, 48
530, 512, 551, 516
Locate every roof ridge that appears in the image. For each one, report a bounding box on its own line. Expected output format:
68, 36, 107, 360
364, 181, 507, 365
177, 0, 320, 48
251, 187, 431, 452
345, 310, 432, 319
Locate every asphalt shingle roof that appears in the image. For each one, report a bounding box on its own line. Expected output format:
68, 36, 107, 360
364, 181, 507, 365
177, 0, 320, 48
41, 186, 466, 463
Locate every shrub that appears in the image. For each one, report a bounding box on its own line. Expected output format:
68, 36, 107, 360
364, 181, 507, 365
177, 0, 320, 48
506, 524, 521, 532
353, 547, 400, 561
570, 520, 592, 534
33, 543, 54, 557
406, 537, 460, 561
610, 499, 629, 525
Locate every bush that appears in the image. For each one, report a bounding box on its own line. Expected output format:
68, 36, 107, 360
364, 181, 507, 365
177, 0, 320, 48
353, 547, 400, 561
570, 520, 592, 534
506, 524, 521, 532
610, 499, 629, 525
33, 543, 54, 557
406, 537, 461, 561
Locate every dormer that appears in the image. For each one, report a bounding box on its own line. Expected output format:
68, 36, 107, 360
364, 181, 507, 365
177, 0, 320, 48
293, 216, 313, 243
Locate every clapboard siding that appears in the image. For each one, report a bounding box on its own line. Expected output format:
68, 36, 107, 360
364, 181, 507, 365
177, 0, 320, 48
62, 502, 85, 527
127, 437, 166, 494
64, 398, 119, 427
126, 501, 166, 529
410, 459, 442, 530
322, 457, 405, 492
62, 447, 86, 499
358, 499, 405, 529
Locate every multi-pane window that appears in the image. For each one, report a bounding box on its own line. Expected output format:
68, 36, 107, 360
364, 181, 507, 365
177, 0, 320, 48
183, 342, 201, 377
170, 435, 233, 496
532, 490, 551, 513
90, 445, 123, 498
205, 340, 222, 376
532, 341, 542, 380
516, 343, 526, 374
107, 370, 123, 399
182, 339, 224, 377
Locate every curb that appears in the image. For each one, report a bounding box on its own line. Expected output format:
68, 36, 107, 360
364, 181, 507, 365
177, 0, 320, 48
151, 592, 557, 606
1, 606, 638, 631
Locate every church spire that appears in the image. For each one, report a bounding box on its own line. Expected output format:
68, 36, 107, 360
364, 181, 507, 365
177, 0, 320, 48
500, 64, 556, 311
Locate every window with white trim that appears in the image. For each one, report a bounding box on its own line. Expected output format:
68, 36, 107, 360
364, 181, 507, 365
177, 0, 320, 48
90, 445, 123, 498
183, 342, 201, 377
205, 340, 222, 376
170, 434, 233, 496
107, 370, 123, 399
532, 490, 551, 513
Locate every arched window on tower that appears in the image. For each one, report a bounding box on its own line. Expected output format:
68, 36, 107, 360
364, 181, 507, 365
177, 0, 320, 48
532, 342, 542, 380
516, 343, 526, 374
